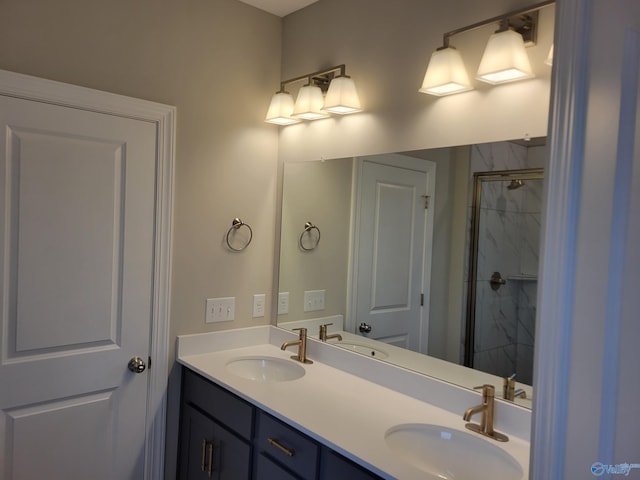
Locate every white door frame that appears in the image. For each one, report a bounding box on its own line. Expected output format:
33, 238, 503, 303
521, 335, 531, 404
532, 0, 640, 478
0, 69, 175, 479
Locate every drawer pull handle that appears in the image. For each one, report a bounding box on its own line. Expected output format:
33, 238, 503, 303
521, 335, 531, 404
201, 439, 207, 472
201, 439, 215, 476
207, 442, 214, 477
267, 437, 295, 457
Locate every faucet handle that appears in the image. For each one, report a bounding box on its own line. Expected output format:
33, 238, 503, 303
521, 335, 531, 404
503, 374, 517, 399
473, 384, 495, 398
292, 327, 307, 334
473, 384, 494, 391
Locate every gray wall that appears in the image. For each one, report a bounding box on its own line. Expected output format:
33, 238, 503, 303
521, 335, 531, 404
0, 1, 282, 476
278, 158, 353, 322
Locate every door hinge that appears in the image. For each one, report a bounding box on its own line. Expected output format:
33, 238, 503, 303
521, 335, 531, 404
422, 195, 430, 209
420, 293, 424, 306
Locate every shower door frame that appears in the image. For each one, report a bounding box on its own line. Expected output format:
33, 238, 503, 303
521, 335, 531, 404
463, 168, 544, 369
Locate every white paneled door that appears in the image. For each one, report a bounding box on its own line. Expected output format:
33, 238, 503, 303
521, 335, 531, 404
0, 74, 173, 480
353, 155, 435, 352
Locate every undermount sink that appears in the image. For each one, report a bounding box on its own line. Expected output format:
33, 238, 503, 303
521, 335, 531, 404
225, 356, 306, 382
384, 424, 523, 480
337, 342, 389, 359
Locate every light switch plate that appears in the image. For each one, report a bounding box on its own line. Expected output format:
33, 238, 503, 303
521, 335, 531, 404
303, 289, 325, 312
252, 294, 266, 318
205, 297, 235, 323
278, 292, 289, 315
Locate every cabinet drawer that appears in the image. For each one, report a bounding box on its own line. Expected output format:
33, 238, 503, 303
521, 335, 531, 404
182, 368, 254, 440
255, 411, 318, 480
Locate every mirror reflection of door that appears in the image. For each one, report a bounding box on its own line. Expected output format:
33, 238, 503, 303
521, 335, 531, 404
352, 155, 435, 353
464, 169, 544, 384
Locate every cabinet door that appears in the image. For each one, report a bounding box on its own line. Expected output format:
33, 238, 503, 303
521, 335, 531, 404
179, 405, 251, 480
213, 421, 252, 479
254, 453, 300, 480
179, 405, 216, 480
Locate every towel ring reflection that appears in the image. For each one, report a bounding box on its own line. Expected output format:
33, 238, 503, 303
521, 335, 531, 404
226, 218, 253, 251
299, 221, 321, 251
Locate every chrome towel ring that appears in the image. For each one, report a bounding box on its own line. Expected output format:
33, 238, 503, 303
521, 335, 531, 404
226, 218, 253, 251
299, 221, 321, 251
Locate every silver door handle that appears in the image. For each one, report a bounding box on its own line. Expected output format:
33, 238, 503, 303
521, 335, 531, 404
128, 356, 146, 373
359, 322, 372, 333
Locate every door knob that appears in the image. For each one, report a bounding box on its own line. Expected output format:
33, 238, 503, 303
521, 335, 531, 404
359, 322, 372, 333
128, 356, 146, 373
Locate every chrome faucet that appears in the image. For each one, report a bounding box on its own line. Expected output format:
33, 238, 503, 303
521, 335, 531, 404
281, 328, 313, 364
503, 374, 527, 401
463, 384, 509, 442
319, 323, 343, 342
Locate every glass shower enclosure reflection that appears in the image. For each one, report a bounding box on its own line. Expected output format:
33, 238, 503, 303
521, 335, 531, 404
464, 169, 544, 385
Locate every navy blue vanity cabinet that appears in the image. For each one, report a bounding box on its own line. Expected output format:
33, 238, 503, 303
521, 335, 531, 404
178, 369, 254, 479
179, 368, 383, 480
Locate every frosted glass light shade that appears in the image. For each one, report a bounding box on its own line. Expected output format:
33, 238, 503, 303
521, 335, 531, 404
545, 44, 554, 66
476, 29, 535, 84
322, 76, 362, 115
419, 47, 473, 96
292, 85, 330, 120
265, 92, 300, 125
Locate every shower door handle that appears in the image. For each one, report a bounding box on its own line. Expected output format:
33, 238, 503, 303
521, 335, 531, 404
490, 271, 507, 290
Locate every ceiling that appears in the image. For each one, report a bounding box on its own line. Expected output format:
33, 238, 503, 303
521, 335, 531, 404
237, 0, 320, 17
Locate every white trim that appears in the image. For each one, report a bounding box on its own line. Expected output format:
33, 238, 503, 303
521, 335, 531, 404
530, 0, 592, 478
0, 69, 175, 480
598, 24, 640, 465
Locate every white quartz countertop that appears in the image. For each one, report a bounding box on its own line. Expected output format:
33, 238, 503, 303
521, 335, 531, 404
177, 326, 530, 479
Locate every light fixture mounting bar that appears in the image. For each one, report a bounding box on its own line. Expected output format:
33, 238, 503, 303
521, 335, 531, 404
279, 64, 347, 93
441, 0, 554, 48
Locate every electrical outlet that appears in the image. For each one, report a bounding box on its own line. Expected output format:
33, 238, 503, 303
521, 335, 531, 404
253, 294, 266, 318
278, 292, 289, 315
205, 297, 235, 323
303, 289, 325, 312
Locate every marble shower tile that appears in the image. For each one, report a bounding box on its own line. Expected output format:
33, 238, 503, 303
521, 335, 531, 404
476, 209, 521, 280
516, 344, 534, 385
473, 282, 517, 352
474, 344, 517, 379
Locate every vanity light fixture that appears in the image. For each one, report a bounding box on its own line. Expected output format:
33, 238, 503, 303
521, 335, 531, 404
265, 91, 300, 125
476, 26, 534, 84
292, 84, 330, 120
419, 46, 473, 96
419, 0, 554, 96
545, 44, 554, 66
265, 64, 361, 125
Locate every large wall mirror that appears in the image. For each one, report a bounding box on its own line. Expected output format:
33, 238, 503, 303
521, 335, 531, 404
275, 138, 546, 408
